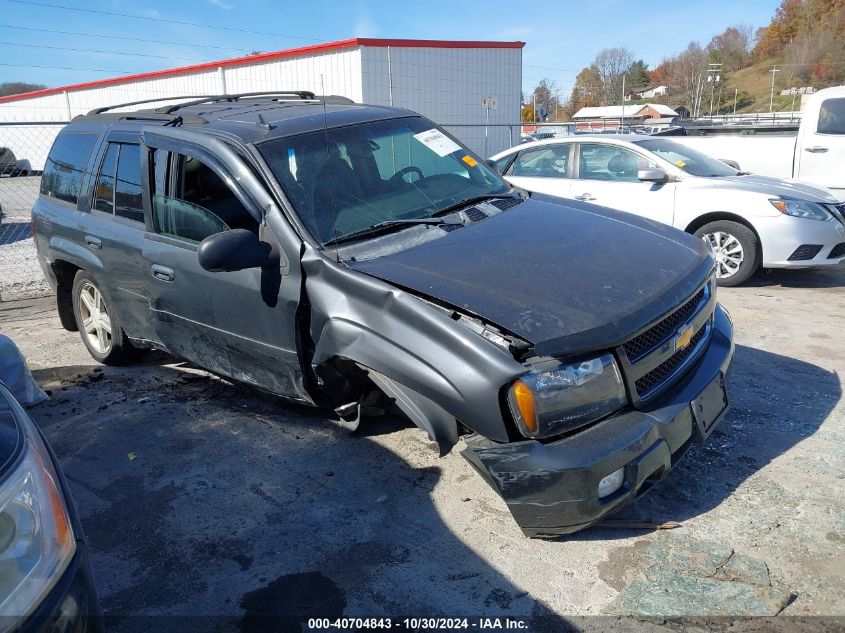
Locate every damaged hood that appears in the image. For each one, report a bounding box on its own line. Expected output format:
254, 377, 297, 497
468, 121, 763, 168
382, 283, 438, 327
347, 194, 713, 356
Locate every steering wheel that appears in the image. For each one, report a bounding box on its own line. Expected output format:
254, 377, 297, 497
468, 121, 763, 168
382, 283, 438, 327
387, 166, 424, 189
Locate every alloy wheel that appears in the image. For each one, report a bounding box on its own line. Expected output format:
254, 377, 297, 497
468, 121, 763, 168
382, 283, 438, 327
704, 231, 744, 279
78, 283, 113, 355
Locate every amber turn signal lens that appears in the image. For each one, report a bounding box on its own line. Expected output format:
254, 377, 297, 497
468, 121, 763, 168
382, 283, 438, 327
513, 380, 538, 434
770, 199, 788, 214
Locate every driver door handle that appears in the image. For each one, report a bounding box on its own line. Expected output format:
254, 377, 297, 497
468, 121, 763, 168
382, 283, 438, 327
151, 264, 175, 282
574, 193, 596, 201
805, 146, 828, 153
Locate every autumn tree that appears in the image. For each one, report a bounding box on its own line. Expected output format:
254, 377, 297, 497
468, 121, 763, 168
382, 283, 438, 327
707, 25, 753, 72
528, 78, 563, 121
667, 42, 709, 112
569, 65, 603, 112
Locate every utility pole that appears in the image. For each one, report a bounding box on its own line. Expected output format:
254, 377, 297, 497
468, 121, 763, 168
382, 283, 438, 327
706, 63, 722, 118
733, 88, 738, 118
620, 74, 625, 130
769, 66, 780, 112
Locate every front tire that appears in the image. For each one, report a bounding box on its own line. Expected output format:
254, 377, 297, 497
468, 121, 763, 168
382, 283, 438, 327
71, 271, 140, 365
694, 220, 760, 287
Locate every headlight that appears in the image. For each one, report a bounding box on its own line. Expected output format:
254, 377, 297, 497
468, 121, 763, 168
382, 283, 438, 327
507, 354, 627, 439
770, 198, 831, 221
0, 397, 75, 619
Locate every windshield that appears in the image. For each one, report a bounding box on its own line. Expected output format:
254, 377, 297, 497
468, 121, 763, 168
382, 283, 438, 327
633, 138, 739, 177
258, 116, 509, 245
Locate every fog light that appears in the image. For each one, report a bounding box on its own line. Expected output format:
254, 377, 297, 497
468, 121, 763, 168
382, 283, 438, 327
598, 467, 624, 499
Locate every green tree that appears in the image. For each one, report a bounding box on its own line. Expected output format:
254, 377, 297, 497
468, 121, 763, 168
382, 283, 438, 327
625, 60, 650, 91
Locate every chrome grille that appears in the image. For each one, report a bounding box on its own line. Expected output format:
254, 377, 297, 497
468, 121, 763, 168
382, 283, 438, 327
622, 285, 707, 361
634, 325, 708, 396
617, 279, 715, 404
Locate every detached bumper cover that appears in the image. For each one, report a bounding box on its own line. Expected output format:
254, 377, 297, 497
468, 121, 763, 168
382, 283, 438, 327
462, 304, 734, 537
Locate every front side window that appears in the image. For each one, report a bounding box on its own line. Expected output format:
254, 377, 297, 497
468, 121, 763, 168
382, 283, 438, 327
578, 144, 658, 183
257, 116, 508, 245
817, 98, 845, 135
507, 145, 571, 178
151, 152, 257, 244
633, 139, 738, 177
40, 133, 97, 204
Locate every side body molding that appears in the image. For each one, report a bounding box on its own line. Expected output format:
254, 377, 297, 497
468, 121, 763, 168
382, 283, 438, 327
301, 248, 526, 448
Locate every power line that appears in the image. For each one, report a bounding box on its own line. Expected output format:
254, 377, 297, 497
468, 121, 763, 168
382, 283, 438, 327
0, 23, 254, 53
6, 0, 322, 41
0, 40, 210, 62
0, 62, 131, 73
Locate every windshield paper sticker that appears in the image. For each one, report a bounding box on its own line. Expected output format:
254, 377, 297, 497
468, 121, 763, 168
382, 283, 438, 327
462, 155, 478, 167
413, 129, 462, 157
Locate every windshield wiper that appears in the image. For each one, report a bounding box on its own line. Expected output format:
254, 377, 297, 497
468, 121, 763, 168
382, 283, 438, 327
326, 217, 464, 247
429, 192, 519, 217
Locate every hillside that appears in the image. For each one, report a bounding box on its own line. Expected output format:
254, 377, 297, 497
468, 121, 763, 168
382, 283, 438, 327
720, 59, 811, 114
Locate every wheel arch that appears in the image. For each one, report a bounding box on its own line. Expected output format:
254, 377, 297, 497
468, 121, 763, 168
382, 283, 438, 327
684, 212, 764, 262
51, 259, 82, 331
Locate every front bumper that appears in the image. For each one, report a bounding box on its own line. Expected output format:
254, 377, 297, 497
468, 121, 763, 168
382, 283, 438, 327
462, 304, 734, 538
756, 213, 845, 268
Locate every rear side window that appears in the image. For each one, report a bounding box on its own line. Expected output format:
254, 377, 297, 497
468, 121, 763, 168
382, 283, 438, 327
817, 98, 845, 135
93, 142, 144, 223
40, 132, 97, 204
508, 145, 572, 178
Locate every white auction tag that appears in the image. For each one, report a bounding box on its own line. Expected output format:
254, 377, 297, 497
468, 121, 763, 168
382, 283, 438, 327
413, 129, 462, 157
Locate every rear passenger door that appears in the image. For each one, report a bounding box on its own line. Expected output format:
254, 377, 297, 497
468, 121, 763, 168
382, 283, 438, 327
138, 128, 308, 401
83, 132, 159, 343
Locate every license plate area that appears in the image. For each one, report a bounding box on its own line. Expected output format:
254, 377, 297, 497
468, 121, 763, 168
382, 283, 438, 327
690, 372, 728, 440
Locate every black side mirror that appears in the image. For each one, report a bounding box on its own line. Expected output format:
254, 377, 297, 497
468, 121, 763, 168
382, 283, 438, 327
198, 229, 271, 272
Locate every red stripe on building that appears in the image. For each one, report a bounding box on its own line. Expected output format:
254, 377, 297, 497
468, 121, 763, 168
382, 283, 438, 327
0, 38, 525, 104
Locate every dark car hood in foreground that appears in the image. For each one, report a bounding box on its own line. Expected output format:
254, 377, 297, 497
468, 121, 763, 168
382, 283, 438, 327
348, 194, 713, 356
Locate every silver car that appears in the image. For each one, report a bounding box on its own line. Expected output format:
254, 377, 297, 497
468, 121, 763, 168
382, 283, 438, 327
491, 135, 845, 286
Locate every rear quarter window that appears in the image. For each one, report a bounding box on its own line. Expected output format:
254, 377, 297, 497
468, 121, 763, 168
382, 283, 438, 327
817, 98, 845, 135
40, 132, 98, 204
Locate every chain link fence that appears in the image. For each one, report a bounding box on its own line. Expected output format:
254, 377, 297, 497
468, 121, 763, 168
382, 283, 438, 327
0, 123, 67, 301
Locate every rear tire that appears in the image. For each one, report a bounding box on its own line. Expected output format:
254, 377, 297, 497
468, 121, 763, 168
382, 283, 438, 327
694, 220, 759, 287
71, 271, 141, 365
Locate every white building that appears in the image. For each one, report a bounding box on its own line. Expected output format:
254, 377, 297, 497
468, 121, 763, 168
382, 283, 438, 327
0, 37, 523, 167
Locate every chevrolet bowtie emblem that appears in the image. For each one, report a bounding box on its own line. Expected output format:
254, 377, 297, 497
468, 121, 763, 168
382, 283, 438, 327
674, 324, 695, 351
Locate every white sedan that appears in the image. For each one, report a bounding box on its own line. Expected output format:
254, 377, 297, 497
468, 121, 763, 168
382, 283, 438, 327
490, 135, 845, 286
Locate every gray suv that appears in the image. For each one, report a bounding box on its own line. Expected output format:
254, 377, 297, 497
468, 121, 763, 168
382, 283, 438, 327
33, 92, 734, 537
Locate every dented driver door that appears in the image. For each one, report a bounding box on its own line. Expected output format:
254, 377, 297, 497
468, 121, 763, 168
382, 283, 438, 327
138, 127, 309, 401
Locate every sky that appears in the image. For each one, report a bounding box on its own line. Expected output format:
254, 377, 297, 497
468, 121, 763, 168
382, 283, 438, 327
0, 0, 780, 98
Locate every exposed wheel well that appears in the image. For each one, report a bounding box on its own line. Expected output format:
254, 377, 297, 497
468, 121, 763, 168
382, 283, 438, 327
684, 212, 763, 261
51, 260, 81, 331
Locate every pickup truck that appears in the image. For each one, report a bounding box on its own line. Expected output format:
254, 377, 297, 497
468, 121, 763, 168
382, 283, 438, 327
665, 86, 845, 195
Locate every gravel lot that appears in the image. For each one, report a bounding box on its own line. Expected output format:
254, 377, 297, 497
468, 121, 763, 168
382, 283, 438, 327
1, 264, 844, 631
0, 176, 48, 300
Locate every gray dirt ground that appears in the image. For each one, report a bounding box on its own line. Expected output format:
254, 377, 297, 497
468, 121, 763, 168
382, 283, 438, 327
1, 264, 844, 631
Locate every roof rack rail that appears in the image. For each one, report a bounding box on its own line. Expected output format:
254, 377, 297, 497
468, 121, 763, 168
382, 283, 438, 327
156, 91, 318, 114
87, 95, 218, 115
